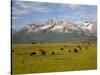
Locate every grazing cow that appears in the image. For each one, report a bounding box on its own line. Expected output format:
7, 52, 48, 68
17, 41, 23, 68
68, 49, 71, 53
88, 42, 91, 45
41, 50, 46, 56
73, 48, 78, 53
51, 50, 55, 55
85, 46, 88, 50
39, 49, 46, 56
31, 42, 36, 44
60, 48, 64, 50
77, 46, 82, 50
30, 52, 36, 56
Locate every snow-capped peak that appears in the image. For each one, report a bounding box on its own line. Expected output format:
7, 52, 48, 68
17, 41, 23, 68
18, 19, 96, 36
81, 22, 94, 30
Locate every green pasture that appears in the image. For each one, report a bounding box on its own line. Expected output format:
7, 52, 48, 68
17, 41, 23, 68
12, 43, 97, 74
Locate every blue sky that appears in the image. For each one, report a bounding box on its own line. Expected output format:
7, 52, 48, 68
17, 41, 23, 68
12, 1, 97, 30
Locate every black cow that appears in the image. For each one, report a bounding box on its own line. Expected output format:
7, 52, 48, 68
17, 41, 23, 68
85, 46, 88, 50
68, 49, 71, 53
51, 50, 55, 55
73, 48, 78, 53
60, 48, 64, 50
88, 42, 91, 45
30, 52, 36, 56
31, 42, 36, 44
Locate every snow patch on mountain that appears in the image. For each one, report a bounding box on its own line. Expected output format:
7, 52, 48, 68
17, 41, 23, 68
40, 24, 52, 30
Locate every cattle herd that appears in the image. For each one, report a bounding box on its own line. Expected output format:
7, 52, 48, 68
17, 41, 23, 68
12, 45, 88, 56
12, 43, 90, 57
29, 45, 88, 57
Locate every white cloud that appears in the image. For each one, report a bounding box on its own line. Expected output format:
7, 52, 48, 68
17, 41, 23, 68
62, 4, 81, 9
12, 1, 52, 19
59, 4, 97, 22
56, 9, 97, 24
15, 1, 51, 13
58, 4, 85, 12
12, 7, 29, 16
12, 5, 29, 20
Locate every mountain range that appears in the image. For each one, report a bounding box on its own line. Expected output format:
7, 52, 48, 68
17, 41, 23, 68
12, 19, 97, 44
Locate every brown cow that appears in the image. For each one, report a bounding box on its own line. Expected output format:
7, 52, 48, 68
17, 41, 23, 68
77, 46, 82, 50
39, 49, 46, 56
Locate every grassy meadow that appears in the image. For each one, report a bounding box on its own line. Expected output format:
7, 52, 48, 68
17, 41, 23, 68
12, 43, 97, 74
